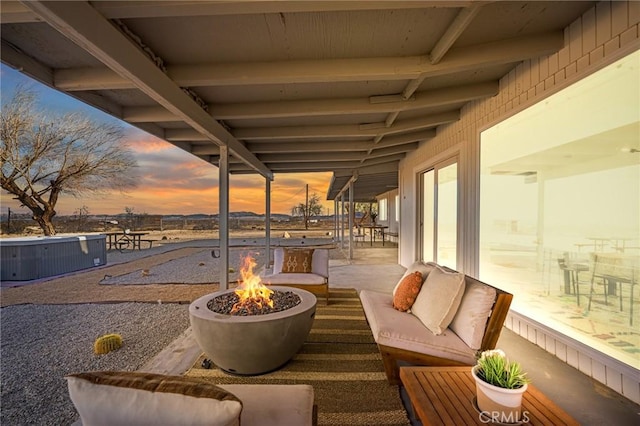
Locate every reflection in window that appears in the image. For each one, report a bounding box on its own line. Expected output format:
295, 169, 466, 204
437, 163, 457, 269
479, 50, 639, 369
395, 194, 399, 222
421, 170, 435, 262
379, 198, 388, 221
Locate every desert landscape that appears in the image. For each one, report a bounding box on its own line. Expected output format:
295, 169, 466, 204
0, 222, 345, 425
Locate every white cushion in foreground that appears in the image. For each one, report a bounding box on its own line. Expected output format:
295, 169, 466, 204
66, 371, 242, 426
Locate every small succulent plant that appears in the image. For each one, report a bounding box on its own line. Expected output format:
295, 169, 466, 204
475, 349, 530, 389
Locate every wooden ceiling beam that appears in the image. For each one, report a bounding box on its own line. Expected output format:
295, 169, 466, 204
233, 111, 458, 140
333, 161, 399, 177
54, 32, 561, 90
246, 141, 372, 154
1, 1, 477, 23
95, 1, 476, 18
122, 82, 496, 123
1, 40, 53, 85
368, 142, 420, 158
429, 3, 483, 64
241, 129, 433, 155
257, 152, 364, 163
216, 82, 496, 119
400, 3, 483, 103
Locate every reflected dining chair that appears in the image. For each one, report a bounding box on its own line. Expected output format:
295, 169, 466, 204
588, 253, 637, 326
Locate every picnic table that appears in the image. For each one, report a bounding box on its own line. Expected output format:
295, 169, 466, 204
103, 231, 152, 251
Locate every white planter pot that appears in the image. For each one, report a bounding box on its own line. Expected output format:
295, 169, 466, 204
471, 365, 528, 424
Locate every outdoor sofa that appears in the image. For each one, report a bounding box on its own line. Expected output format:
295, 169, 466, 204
359, 261, 512, 385
66, 371, 316, 426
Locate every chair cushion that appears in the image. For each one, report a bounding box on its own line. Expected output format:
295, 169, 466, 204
281, 248, 314, 273
450, 278, 497, 350
66, 371, 242, 426
263, 272, 327, 285
392, 271, 423, 311
411, 266, 465, 335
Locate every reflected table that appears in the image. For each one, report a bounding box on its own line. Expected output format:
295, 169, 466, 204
361, 225, 388, 246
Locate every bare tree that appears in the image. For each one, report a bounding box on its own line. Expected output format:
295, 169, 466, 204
1, 86, 138, 235
72, 205, 90, 232
292, 192, 323, 230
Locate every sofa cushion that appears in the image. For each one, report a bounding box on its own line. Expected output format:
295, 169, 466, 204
219, 384, 315, 426
66, 371, 242, 426
281, 248, 314, 273
392, 271, 423, 311
450, 277, 497, 350
393, 261, 438, 296
411, 266, 465, 335
359, 290, 476, 364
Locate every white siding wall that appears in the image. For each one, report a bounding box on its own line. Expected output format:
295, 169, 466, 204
398, 1, 640, 403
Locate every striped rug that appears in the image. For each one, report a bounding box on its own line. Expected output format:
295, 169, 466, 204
184, 288, 410, 426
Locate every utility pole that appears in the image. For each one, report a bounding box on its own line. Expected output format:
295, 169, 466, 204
305, 184, 309, 229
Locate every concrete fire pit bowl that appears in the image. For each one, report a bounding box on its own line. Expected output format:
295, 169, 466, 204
189, 286, 317, 375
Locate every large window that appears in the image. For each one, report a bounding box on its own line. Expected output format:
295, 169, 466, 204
479, 50, 640, 369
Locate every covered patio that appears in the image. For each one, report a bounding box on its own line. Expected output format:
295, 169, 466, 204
2, 1, 639, 423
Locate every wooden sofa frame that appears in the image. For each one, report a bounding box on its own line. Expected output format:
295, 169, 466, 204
377, 284, 513, 385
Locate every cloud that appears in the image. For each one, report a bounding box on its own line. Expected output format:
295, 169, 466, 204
1, 64, 340, 217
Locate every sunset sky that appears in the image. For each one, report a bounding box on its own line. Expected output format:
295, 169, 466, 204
0, 64, 334, 216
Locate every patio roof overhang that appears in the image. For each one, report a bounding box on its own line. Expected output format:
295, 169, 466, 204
0, 0, 597, 201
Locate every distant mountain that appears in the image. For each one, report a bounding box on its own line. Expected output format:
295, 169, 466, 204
183, 212, 295, 220
47, 212, 299, 220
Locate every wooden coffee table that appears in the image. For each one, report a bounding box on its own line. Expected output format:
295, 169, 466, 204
400, 366, 578, 425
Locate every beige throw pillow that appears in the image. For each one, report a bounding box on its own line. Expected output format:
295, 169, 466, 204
450, 279, 497, 350
282, 248, 314, 273
411, 266, 465, 335
66, 371, 242, 426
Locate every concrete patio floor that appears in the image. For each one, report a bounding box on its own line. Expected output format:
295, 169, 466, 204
139, 241, 639, 425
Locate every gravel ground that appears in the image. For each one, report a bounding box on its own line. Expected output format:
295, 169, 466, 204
101, 248, 268, 285
0, 303, 190, 425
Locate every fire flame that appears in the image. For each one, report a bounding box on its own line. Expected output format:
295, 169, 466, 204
231, 254, 273, 314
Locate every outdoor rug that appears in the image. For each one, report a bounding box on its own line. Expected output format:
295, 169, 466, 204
184, 288, 410, 426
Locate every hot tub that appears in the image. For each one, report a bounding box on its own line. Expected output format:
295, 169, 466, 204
0, 235, 107, 281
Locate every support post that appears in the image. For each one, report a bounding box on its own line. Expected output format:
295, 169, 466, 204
219, 146, 229, 290
349, 180, 354, 260
265, 178, 272, 268
333, 198, 340, 241
340, 194, 345, 249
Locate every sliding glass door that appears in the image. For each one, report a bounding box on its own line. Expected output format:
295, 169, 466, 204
420, 158, 458, 269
